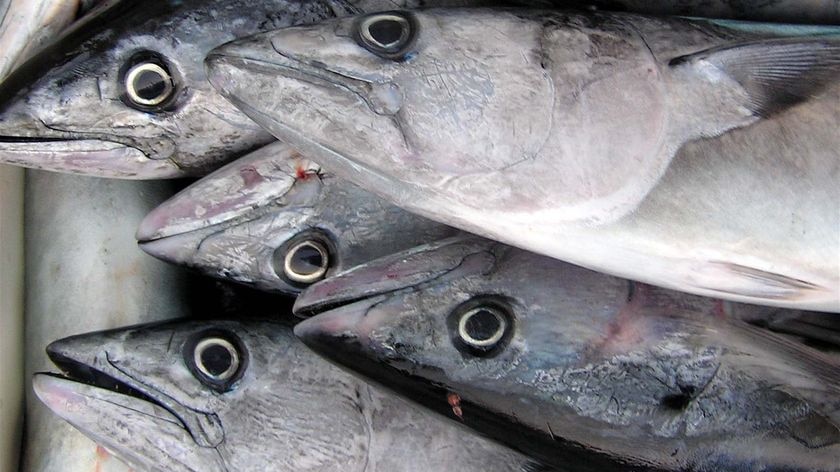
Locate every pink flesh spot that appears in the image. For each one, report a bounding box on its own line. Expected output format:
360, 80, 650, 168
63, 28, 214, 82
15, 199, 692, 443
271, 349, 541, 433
239, 166, 265, 187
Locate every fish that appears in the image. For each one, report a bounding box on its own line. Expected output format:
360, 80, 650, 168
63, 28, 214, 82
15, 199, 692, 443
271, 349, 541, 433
33, 318, 533, 472
0, 0, 81, 81
0, 0, 459, 179
22, 170, 189, 472
136, 141, 459, 295
205, 9, 840, 312
294, 235, 840, 471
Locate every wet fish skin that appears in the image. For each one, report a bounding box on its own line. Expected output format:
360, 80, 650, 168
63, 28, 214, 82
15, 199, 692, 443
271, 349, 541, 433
136, 141, 460, 295
0, 0, 80, 82
0, 0, 449, 179
33, 318, 531, 472
294, 236, 840, 472
206, 9, 840, 311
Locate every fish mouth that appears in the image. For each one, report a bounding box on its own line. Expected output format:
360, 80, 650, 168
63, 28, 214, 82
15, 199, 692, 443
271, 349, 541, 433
292, 236, 496, 318
35, 334, 226, 451
0, 136, 184, 179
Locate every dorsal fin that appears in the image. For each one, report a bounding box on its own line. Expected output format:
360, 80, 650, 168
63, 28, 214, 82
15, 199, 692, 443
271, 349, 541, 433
670, 37, 840, 116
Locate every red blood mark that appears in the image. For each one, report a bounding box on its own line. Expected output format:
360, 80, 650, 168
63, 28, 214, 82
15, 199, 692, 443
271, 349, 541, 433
447, 392, 464, 421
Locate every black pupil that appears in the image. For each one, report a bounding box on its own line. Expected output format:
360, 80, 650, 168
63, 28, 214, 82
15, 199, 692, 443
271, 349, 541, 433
465, 309, 501, 342
201, 344, 233, 377
134, 69, 167, 101
369, 19, 405, 47
290, 245, 324, 275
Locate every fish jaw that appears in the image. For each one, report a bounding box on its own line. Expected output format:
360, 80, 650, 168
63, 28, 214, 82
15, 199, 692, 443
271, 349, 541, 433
0, 138, 184, 179
41, 331, 228, 452
32, 374, 225, 472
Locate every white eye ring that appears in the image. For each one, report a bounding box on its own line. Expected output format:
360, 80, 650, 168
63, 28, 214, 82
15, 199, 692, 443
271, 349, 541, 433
458, 306, 507, 348
194, 337, 239, 381
360, 14, 411, 50
125, 62, 173, 107
283, 240, 329, 284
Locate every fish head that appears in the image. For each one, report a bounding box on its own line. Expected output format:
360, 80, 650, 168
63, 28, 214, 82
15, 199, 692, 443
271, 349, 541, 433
135, 141, 331, 294
206, 9, 554, 211
32, 319, 372, 471
293, 236, 635, 424
0, 0, 314, 178
137, 140, 459, 295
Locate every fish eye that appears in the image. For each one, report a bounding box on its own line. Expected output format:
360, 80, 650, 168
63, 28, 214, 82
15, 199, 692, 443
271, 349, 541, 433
195, 338, 238, 381
458, 307, 507, 348
354, 11, 418, 60
273, 229, 337, 288
183, 330, 248, 392
121, 53, 176, 111
449, 297, 514, 356
284, 239, 329, 284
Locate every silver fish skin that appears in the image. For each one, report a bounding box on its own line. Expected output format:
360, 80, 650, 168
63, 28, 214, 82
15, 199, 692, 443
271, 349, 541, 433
205, 9, 840, 312
0, 0, 80, 82
0, 0, 451, 179
294, 236, 840, 472
136, 141, 459, 295
33, 318, 532, 472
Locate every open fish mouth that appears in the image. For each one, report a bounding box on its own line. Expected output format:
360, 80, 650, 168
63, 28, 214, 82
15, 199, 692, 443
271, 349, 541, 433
0, 136, 183, 179
34, 345, 187, 434
33, 335, 226, 450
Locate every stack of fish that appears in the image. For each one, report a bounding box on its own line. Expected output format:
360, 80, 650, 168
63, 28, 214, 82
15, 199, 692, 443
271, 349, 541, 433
0, 0, 838, 470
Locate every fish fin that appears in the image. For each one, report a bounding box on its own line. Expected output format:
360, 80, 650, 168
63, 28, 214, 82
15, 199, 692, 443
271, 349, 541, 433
693, 261, 823, 301
744, 309, 840, 349
670, 38, 840, 116
727, 320, 840, 425
789, 411, 840, 448
521, 461, 562, 472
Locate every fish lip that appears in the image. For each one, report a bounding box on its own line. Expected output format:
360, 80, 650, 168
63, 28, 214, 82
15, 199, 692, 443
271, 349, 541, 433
293, 236, 497, 318
0, 137, 185, 179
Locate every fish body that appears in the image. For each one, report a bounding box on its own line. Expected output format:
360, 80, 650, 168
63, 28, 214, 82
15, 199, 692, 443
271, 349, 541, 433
0, 0, 80, 81
136, 141, 459, 294
206, 9, 840, 311
0, 0, 450, 178
294, 236, 840, 472
34, 318, 530, 472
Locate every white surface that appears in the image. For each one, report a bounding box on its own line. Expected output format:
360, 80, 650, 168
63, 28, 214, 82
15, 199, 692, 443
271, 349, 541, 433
0, 164, 24, 472
22, 170, 187, 472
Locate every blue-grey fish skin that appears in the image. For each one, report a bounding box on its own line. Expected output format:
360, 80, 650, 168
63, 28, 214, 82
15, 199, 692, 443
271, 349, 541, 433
33, 318, 532, 472
205, 9, 840, 312
294, 236, 840, 472
136, 141, 460, 295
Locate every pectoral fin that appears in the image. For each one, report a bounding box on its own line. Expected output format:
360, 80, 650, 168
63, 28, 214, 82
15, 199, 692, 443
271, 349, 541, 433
671, 37, 840, 116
